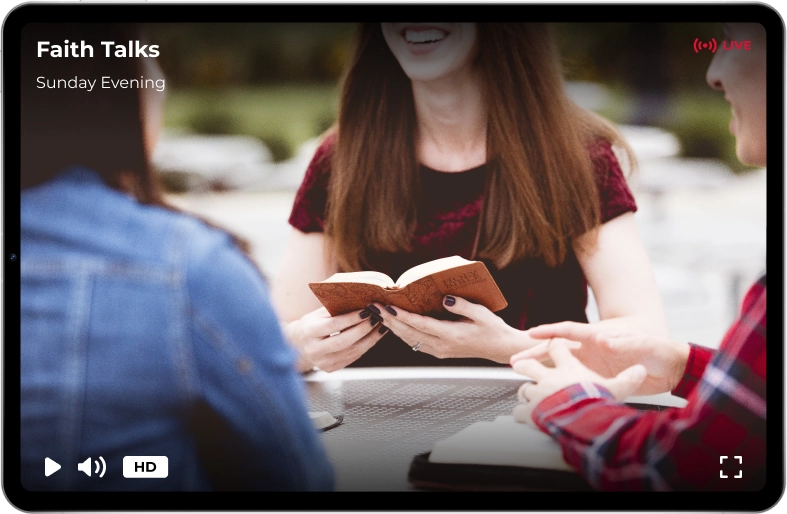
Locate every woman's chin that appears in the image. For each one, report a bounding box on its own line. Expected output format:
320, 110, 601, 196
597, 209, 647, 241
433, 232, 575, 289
736, 138, 767, 167
399, 60, 466, 84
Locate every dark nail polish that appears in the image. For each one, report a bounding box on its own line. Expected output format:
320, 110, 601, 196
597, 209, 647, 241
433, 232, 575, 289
367, 304, 381, 315
370, 314, 382, 326
444, 296, 456, 306
360, 309, 371, 319
379, 325, 389, 335
385, 305, 397, 316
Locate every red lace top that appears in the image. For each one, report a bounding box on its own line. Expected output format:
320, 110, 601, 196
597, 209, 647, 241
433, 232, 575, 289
289, 134, 637, 367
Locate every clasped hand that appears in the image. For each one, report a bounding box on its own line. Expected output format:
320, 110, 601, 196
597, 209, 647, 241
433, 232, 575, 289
285, 306, 387, 372
370, 296, 534, 363
286, 295, 530, 372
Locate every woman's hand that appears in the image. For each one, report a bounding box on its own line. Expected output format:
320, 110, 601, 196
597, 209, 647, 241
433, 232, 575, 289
371, 296, 536, 363
283, 307, 387, 372
512, 338, 648, 427
510, 321, 691, 396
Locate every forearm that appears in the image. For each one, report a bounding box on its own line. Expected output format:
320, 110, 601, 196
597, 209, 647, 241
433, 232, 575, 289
532, 385, 654, 489
279, 318, 316, 372
296, 355, 316, 373
490, 325, 542, 364
593, 314, 669, 339
576, 214, 670, 339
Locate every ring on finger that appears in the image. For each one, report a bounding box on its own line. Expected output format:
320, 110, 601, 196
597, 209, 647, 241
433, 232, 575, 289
412, 341, 424, 352
519, 381, 535, 402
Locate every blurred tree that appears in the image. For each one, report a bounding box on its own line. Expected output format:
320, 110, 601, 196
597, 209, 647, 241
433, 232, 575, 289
553, 22, 749, 171
624, 23, 671, 126
148, 22, 749, 172
144, 23, 355, 85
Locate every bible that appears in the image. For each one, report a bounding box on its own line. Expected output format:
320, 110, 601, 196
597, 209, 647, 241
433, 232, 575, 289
308, 256, 508, 316
408, 415, 591, 491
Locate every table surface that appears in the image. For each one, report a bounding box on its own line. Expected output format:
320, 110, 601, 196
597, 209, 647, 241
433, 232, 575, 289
305, 367, 687, 491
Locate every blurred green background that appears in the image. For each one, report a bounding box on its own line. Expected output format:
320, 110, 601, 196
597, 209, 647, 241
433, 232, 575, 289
146, 22, 750, 172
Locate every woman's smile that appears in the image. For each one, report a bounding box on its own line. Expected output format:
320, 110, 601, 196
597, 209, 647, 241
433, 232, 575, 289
401, 25, 450, 54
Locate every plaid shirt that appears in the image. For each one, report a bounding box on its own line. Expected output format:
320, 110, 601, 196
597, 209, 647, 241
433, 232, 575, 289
532, 275, 766, 491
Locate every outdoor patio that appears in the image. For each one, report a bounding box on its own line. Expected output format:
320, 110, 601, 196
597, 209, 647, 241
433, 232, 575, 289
164, 125, 766, 349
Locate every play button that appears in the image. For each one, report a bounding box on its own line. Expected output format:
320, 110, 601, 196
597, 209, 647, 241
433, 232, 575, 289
44, 458, 61, 477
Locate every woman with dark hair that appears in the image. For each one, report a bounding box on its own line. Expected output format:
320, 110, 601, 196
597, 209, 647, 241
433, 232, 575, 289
272, 23, 669, 372
20, 24, 333, 491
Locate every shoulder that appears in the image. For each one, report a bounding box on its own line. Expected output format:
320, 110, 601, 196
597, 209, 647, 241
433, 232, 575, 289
741, 274, 767, 313
124, 201, 242, 273
586, 139, 626, 186
303, 131, 337, 182
179, 216, 258, 290
585, 139, 637, 222
312, 131, 338, 167
289, 131, 338, 232
21, 168, 221, 267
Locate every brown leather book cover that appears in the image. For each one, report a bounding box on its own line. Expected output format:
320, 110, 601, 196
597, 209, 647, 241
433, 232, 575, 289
309, 260, 508, 317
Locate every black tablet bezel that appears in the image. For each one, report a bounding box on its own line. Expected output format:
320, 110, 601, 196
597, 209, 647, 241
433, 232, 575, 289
3, 3, 784, 511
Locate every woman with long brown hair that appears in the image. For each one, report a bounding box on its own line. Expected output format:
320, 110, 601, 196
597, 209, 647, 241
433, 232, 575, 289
272, 23, 668, 372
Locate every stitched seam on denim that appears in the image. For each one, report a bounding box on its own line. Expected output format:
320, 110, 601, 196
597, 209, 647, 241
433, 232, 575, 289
59, 270, 94, 491
172, 219, 200, 395
189, 306, 309, 485
177, 219, 212, 491
167, 218, 201, 490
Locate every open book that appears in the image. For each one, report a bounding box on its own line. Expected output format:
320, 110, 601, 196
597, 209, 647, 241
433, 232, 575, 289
308, 256, 508, 316
428, 415, 573, 471
308, 411, 343, 431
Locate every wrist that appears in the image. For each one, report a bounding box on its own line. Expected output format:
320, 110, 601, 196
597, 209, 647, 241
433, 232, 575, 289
494, 325, 534, 364
281, 317, 302, 345
669, 341, 691, 391
296, 355, 316, 373
282, 319, 307, 355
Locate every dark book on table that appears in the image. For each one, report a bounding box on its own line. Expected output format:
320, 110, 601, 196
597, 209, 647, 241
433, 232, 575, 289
407, 415, 592, 491
408, 405, 674, 491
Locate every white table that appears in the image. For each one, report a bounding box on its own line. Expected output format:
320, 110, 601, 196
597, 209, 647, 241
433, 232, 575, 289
305, 367, 686, 491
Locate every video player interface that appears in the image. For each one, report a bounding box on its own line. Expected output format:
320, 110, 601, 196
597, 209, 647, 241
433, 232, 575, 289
4, 4, 782, 512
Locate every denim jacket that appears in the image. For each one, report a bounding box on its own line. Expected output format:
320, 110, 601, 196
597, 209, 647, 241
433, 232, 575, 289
20, 168, 334, 491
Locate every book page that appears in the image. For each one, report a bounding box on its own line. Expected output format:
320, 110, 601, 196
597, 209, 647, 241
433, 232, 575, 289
323, 271, 395, 288
308, 411, 338, 430
396, 256, 474, 287
428, 416, 574, 472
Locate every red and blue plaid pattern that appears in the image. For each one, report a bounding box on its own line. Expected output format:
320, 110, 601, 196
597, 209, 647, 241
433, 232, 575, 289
532, 275, 767, 491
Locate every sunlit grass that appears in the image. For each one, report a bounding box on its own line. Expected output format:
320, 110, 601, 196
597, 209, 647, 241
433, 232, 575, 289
163, 83, 339, 161
597, 86, 750, 173
165, 83, 752, 173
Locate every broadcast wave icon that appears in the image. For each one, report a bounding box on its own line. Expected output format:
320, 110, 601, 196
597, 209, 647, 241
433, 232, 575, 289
77, 456, 106, 478
693, 38, 718, 53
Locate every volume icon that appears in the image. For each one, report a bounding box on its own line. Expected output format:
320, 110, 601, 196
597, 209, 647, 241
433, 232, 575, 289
77, 456, 106, 477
